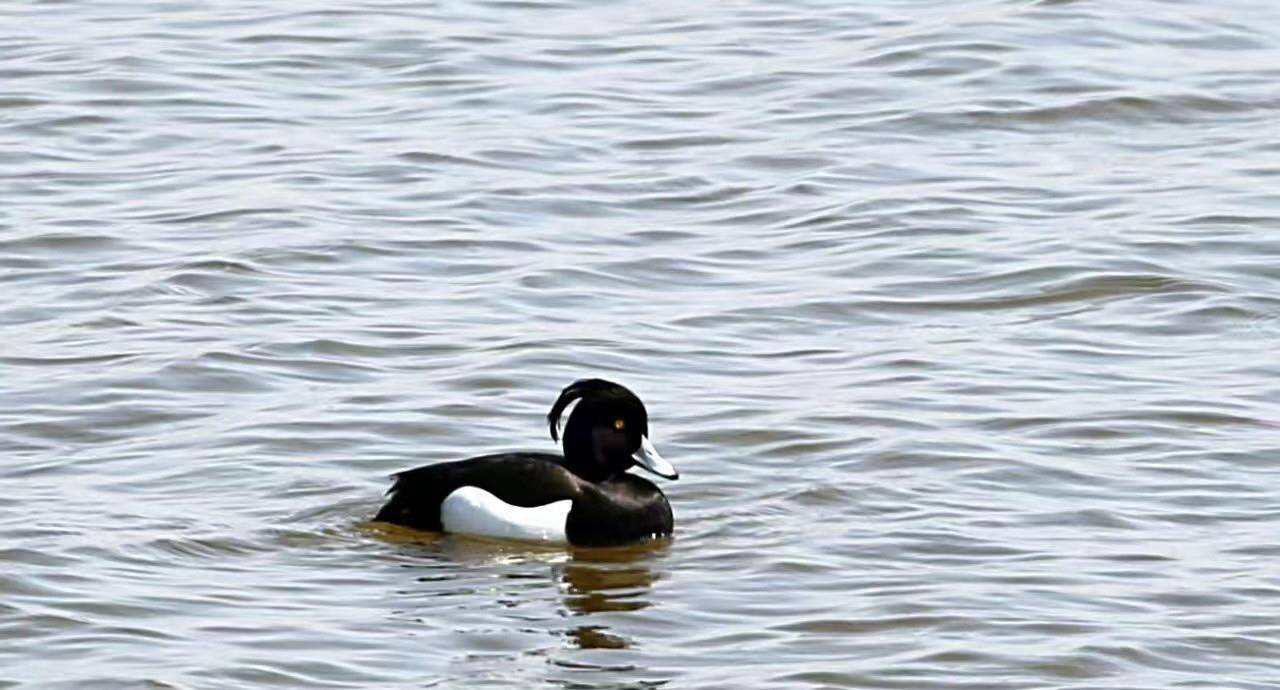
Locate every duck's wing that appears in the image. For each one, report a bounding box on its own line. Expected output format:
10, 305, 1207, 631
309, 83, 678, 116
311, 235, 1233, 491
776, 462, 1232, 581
373, 452, 582, 532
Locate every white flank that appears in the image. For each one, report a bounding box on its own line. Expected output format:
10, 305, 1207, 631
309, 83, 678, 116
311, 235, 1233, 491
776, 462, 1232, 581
440, 486, 571, 543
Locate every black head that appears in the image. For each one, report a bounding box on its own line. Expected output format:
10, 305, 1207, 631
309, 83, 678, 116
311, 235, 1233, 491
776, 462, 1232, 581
548, 379, 678, 483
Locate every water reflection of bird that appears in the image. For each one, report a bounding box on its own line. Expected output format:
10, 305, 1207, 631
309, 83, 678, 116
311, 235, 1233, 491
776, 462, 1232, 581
558, 544, 663, 615
558, 543, 667, 649
367, 523, 668, 651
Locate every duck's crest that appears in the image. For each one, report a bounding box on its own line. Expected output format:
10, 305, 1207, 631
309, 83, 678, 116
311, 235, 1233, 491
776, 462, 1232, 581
547, 378, 614, 442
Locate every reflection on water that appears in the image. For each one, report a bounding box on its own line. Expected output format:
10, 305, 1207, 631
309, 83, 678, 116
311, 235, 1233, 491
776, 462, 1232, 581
560, 543, 667, 649
559, 544, 664, 616
371, 523, 665, 652
566, 625, 629, 651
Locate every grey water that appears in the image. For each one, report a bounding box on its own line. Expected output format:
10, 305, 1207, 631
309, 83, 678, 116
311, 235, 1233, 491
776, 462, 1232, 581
4, 0, 1280, 688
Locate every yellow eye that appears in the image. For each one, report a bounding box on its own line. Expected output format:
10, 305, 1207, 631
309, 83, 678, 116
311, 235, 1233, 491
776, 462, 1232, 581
614, 419, 626, 430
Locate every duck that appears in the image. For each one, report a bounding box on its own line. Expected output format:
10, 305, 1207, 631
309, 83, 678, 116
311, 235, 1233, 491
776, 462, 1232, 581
374, 378, 678, 546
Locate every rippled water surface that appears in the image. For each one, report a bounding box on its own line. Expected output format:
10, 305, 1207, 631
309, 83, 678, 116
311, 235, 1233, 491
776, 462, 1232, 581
5, 1, 1280, 687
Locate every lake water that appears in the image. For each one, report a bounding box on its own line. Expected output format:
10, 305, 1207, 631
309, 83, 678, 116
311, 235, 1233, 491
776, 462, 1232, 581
4, 1, 1280, 688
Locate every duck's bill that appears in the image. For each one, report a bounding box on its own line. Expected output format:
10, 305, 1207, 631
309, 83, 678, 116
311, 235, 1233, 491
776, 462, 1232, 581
632, 435, 679, 480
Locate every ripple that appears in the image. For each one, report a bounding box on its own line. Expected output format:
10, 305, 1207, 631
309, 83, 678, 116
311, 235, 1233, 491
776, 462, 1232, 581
5, 0, 1280, 687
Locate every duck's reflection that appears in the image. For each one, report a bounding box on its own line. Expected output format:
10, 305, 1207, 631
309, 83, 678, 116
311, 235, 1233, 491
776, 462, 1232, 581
556, 541, 668, 649
558, 542, 665, 614
564, 625, 629, 650
368, 522, 669, 651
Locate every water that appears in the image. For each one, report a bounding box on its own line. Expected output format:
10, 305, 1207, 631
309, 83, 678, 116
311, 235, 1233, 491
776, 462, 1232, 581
4, 0, 1280, 687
